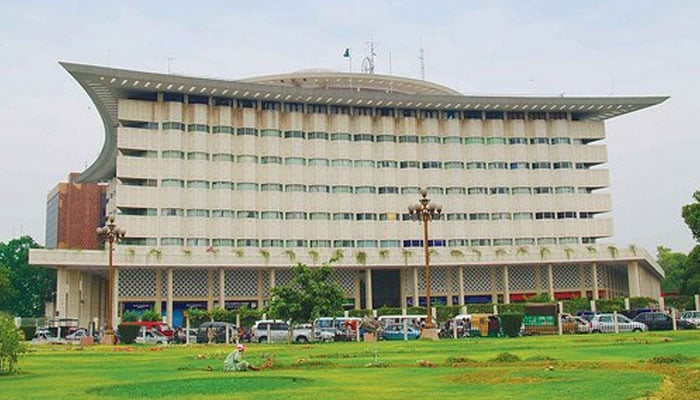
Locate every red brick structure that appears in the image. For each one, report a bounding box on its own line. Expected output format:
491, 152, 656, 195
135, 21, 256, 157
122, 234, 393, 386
46, 173, 105, 250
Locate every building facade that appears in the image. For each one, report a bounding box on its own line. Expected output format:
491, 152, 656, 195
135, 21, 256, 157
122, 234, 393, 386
30, 62, 667, 328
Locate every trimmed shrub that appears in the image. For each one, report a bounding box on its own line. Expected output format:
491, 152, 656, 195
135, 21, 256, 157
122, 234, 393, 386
20, 326, 36, 341
491, 352, 520, 362
121, 311, 139, 322
499, 313, 524, 337
117, 324, 141, 344
141, 310, 161, 322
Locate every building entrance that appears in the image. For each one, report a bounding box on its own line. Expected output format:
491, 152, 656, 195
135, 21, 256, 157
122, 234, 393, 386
372, 269, 401, 308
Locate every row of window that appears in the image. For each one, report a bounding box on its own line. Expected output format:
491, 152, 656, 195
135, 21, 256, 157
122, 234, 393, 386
119, 180, 596, 195
125, 95, 579, 121
119, 207, 597, 221
121, 151, 597, 171
121, 123, 591, 146
121, 236, 594, 247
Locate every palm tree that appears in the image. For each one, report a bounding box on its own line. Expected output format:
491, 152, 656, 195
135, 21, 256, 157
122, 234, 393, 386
539, 247, 550, 260
450, 249, 465, 259
309, 250, 320, 265
260, 249, 270, 264
331, 249, 344, 263
470, 247, 482, 261
628, 244, 638, 256
402, 249, 414, 265
283, 249, 296, 262
148, 248, 163, 261
494, 248, 507, 259
563, 247, 575, 260
233, 249, 244, 258
355, 251, 368, 266
516, 246, 529, 258
378, 249, 390, 260
607, 245, 619, 258
586, 245, 598, 254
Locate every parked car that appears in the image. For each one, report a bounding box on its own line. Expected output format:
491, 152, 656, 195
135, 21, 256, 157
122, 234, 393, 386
66, 328, 90, 341
589, 313, 647, 333
252, 320, 311, 343
196, 322, 237, 344
560, 315, 591, 334
134, 327, 169, 344
313, 317, 362, 342
382, 324, 420, 340
31, 330, 65, 344
679, 311, 700, 328
632, 312, 696, 331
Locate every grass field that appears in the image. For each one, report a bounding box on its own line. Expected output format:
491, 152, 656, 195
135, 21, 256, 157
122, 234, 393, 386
2, 331, 699, 400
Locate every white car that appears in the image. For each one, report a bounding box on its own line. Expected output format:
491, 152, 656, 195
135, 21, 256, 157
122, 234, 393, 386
31, 330, 65, 344
252, 320, 311, 343
66, 328, 90, 341
589, 313, 647, 333
135, 329, 169, 345
680, 311, 700, 328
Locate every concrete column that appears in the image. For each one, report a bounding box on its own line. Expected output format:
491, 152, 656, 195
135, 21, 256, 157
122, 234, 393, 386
206, 269, 214, 310
269, 268, 276, 288
503, 265, 510, 304
695, 294, 699, 311
592, 263, 599, 300
218, 268, 225, 309
547, 264, 554, 300
354, 270, 361, 309
113, 267, 120, 329
399, 269, 407, 309
166, 268, 173, 326
627, 261, 641, 297
55, 268, 67, 318
457, 266, 465, 306
155, 269, 162, 314
365, 269, 373, 310
256, 270, 265, 307
447, 267, 454, 306
412, 266, 419, 306
490, 266, 498, 302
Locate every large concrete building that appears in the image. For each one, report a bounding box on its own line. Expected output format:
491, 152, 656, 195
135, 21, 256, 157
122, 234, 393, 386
30, 62, 667, 328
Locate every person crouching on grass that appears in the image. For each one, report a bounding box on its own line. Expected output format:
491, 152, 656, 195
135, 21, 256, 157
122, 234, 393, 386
223, 344, 260, 372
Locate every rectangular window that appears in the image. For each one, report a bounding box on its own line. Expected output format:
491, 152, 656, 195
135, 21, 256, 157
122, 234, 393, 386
443, 136, 462, 144
331, 159, 353, 167
161, 179, 184, 188
376, 134, 397, 143
260, 211, 283, 220
448, 239, 468, 246
421, 161, 442, 169
260, 156, 283, 165
399, 135, 419, 144
211, 181, 234, 190
212, 153, 234, 162
332, 213, 353, 221
380, 240, 400, 248
308, 185, 330, 193
237, 210, 258, 219
401, 187, 420, 195
400, 161, 420, 169
310, 240, 331, 247
162, 121, 185, 131
284, 184, 306, 193
236, 182, 259, 191
446, 187, 466, 195
444, 161, 464, 169
530, 137, 549, 145
284, 130, 305, 139
187, 152, 209, 161
332, 240, 355, 247
378, 186, 399, 194
353, 134, 374, 142
260, 183, 283, 192
212, 239, 235, 247
284, 157, 306, 166
309, 212, 331, 220
511, 187, 532, 195
332, 185, 353, 194
514, 238, 535, 245
161, 237, 184, 246
161, 208, 183, 216
236, 154, 258, 163
377, 160, 398, 168
307, 131, 329, 140
260, 129, 282, 137
285, 239, 308, 247
186, 209, 210, 217
420, 136, 441, 144
513, 212, 533, 220
469, 213, 490, 221
261, 239, 284, 247
187, 238, 210, 246
353, 160, 376, 168
468, 187, 488, 195
186, 180, 210, 189
331, 133, 352, 141
162, 150, 185, 159
285, 212, 307, 220
211, 210, 234, 218
187, 124, 210, 133
357, 240, 378, 248
355, 186, 376, 194
237, 239, 260, 247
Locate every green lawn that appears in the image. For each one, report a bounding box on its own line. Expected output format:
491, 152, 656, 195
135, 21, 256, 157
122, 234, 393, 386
2, 331, 699, 400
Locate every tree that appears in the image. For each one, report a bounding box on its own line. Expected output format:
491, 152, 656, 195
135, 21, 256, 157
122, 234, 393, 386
0, 265, 12, 307
266, 260, 345, 341
681, 245, 700, 295
656, 246, 689, 294
0, 236, 55, 317
0, 312, 27, 372
682, 190, 700, 242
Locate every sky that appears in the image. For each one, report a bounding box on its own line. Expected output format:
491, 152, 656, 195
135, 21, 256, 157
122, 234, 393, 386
0, 1, 698, 253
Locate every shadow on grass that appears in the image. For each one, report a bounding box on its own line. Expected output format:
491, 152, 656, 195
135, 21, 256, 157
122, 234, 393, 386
86, 376, 313, 398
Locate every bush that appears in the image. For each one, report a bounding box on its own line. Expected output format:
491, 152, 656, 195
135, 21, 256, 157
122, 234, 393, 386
20, 326, 36, 341
117, 324, 141, 344
140, 310, 161, 322
490, 352, 520, 362
648, 354, 697, 364
0, 312, 27, 372
121, 311, 139, 322
499, 313, 524, 337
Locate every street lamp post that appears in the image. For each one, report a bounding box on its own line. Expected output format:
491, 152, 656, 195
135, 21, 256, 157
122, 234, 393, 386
97, 215, 126, 344
408, 188, 442, 331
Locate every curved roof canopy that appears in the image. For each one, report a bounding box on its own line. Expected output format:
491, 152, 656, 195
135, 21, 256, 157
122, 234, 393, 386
60, 62, 668, 183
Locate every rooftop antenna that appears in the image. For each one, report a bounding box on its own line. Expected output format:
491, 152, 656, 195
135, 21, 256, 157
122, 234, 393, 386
167, 57, 174, 74
361, 38, 377, 74
419, 37, 426, 81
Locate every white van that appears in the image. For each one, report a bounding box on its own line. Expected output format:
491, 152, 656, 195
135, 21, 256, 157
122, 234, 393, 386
313, 317, 362, 341
252, 320, 311, 343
